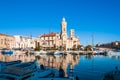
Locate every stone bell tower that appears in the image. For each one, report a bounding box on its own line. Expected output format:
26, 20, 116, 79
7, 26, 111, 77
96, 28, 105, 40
61, 17, 67, 40
60, 17, 68, 50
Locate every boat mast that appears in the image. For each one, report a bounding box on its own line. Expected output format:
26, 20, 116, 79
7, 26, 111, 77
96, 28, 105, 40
92, 33, 94, 48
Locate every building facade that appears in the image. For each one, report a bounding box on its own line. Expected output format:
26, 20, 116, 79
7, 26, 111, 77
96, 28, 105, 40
0, 33, 15, 49
39, 17, 80, 50
96, 41, 120, 49
13, 35, 37, 49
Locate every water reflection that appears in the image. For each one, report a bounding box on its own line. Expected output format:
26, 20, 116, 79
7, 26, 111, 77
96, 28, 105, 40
0, 53, 120, 80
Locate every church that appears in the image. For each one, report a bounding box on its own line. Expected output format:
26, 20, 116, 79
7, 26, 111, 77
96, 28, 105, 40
38, 17, 80, 50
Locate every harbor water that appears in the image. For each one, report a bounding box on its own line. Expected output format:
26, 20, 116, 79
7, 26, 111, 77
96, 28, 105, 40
0, 52, 120, 80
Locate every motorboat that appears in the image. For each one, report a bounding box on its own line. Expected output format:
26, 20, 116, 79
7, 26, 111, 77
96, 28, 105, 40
1, 48, 14, 55
39, 64, 78, 80
34, 50, 47, 56
38, 64, 59, 78
0, 60, 60, 80
54, 51, 63, 55
0, 60, 22, 72
0, 61, 38, 80
94, 50, 108, 55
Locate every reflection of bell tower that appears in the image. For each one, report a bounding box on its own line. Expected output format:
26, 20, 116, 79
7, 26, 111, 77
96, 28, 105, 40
61, 17, 67, 40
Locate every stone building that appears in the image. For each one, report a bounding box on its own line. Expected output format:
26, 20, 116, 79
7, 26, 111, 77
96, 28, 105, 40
39, 17, 80, 50
13, 35, 37, 49
0, 33, 14, 49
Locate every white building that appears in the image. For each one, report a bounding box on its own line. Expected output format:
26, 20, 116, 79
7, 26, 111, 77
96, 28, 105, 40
39, 17, 80, 50
13, 35, 37, 49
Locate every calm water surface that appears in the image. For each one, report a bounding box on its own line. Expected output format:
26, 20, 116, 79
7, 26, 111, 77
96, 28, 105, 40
74, 55, 120, 80
1, 53, 120, 80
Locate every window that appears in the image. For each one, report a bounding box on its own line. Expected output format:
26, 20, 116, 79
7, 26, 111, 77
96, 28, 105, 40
1, 39, 3, 45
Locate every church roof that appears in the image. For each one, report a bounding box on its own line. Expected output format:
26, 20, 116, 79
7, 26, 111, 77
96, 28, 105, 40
41, 32, 56, 37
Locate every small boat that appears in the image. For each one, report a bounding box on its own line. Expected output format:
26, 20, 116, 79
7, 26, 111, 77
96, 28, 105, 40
39, 64, 78, 80
0, 60, 61, 80
54, 51, 63, 55
34, 50, 47, 56
1, 49, 14, 55
94, 50, 108, 55
0, 61, 38, 80
0, 60, 22, 72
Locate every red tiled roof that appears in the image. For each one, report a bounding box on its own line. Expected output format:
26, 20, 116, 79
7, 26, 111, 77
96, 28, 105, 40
41, 32, 56, 37
0, 33, 7, 36
0, 33, 13, 37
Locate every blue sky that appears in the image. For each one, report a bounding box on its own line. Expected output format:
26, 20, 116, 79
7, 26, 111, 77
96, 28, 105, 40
0, 0, 120, 46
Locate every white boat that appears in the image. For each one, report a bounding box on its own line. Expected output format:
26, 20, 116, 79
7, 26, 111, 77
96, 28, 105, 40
0, 60, 60, 80
39, 64, 78, 80
34, 50, 47, 56
54, 51, 63, 55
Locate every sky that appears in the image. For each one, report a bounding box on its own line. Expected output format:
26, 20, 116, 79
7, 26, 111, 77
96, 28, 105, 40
0, 0, 120, 46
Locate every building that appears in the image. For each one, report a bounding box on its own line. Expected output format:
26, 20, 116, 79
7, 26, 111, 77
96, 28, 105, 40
0, 33, 15, 49
13, 35, 37, 49
39, 32, 61, 49
96, 41, 120, 49
39, 17, 80, 50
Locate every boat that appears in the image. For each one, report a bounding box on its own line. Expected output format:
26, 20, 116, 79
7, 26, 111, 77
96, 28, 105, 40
38, 64, 59, 78
0, 60, 22, 72
0, 61, 38, 80
0, 60, 60, 80
54, 51, 63, 55
1, 48, 14, 55
39, 64, 78, 80
34, 50, 47, 56
103, 67, 120, 80
94, 50, 108, 55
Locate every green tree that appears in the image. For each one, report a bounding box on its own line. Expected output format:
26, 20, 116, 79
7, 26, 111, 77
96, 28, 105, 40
85, 45, 93, 51
77, 45, 83, 50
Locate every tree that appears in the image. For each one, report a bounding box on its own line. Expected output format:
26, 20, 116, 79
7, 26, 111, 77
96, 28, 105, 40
85, 45, 93, 51
77, 45, 83, 50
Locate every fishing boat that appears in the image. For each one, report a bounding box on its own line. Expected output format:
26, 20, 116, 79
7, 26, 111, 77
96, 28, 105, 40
54, 51, 63, 55
39, 63, 78, 80
0, 60, 60, 80
0, 60, 22, 72
1, 48, 14, 55
0, 61, 38, 80
34, 50, 47, 56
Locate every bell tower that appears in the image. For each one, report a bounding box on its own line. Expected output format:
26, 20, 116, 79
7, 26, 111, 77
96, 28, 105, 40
61, 17, 67, 40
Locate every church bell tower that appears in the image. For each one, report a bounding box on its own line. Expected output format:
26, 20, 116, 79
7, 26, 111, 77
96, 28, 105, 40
61, 17, 67, 40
